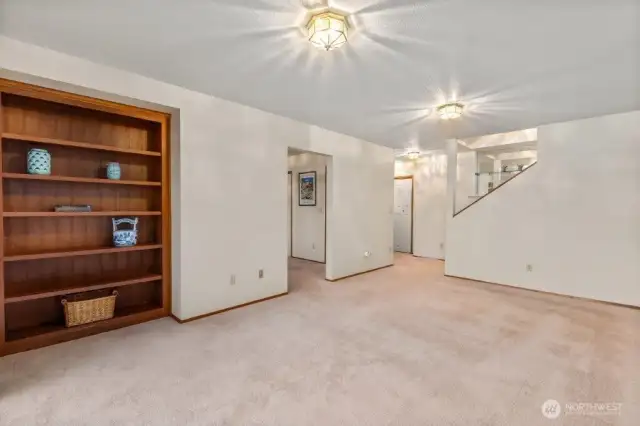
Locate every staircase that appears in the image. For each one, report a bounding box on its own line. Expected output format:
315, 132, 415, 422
456, 162, 537, 216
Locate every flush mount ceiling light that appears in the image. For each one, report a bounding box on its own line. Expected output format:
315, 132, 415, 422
406, 151, 421, 160
437, 102, 464, 120
307, 11, 349, 51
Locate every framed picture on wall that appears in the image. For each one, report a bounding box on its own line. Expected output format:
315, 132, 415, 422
298, 171, 317, 206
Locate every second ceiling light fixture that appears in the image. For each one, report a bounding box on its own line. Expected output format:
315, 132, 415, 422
307, 10, 349, 51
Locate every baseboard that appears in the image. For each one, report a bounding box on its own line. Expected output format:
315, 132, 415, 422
290, 255, 325, 264
171, 292, 289, 324
444, 274, 640, 311
412, 253, 445, 261
326, 264, 393, 282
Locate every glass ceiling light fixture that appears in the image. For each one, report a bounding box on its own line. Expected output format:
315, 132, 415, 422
406, 151, 421, 160
437, 102, 464, 120
307, 10, 349, 51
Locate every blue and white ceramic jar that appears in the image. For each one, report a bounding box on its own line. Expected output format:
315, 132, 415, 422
112, 217, 138, 247
27, 148, 51, 175
106, 162, 121, 180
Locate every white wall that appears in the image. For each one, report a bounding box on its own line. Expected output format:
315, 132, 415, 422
0, 36, 395, 320
446, 111, 640, 307
463, 128, 537, 149
455, 151, 477, 212
288, 153, 326, 263
395, 153, 447, 259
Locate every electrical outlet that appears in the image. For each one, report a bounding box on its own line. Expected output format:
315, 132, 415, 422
312, 243, 315, 250
258, 269, 264, 279
526, 264, 533, 272
440, 243, 444, 249
230, 274, 236, 285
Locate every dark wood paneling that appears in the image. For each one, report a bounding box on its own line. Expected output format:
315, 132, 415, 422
1, 93, 161, 151
4, 244, 160, 292
4, 211, 161, 217
0, 79, 171, 356
4, 216, 159, 254
0, 93, 5, 347
3, 173, 161, 187
3, 138, 161, 181
4, 243, 163, 262
4, 274, 162, 337
6, 274, 163, 303
0, 78, 165, 124
3, 179, 161, 212
3, 308, 165, 355
2, 133, 162, 157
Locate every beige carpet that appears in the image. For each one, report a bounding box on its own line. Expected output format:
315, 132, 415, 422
1, 254, 638, 425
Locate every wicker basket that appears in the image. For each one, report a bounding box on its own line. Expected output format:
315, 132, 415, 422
62, 290, 118, 327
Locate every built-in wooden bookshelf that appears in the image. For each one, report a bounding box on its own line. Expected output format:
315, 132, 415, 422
0, 79, 171, 356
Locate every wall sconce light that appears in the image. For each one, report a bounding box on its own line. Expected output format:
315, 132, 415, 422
307, 11, 349, 51
437, 102, 464, 120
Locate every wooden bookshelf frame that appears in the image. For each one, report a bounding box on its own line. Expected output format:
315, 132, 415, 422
0, 79, 171, 356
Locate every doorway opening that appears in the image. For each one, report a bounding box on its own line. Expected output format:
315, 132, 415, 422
394, 176, 414, 253
287, 148, 331, 290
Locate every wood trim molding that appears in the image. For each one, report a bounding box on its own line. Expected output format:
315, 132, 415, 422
289, 166, 327, 263
288, 170, 293, 257
171, 292, 289, 324
444, 274, 640, 311
326, 264, 393, 282
0, 78, 168, 123
324, 165, 328, 264
454, 162, 538, 217
394, 175, 414, 254
412, 253, 444, 261
290, 255, 325, 264
0, 93, 5, 347
161, 115, 172, 316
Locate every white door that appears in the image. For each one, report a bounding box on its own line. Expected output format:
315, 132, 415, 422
287, 172, 292, 256
394, 178, 413, 253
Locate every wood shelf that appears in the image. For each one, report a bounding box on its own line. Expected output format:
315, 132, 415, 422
3, 211, 162, 218
5, 273, 163, 303
1, 78, 170, 357
2, 133, 162, 157
3, 172, 161, 187
5, 304, 163, 343
4, 244, 163, 262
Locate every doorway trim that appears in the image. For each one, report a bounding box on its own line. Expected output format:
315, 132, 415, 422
324, 165, 328, 264
394, 175, 414, 254
288, 171, 292, 257
288, 167, 327, 264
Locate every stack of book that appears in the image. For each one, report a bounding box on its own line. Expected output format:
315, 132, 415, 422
54, 205, 92, 213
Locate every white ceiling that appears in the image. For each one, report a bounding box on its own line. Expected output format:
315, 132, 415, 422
1, 0, 638, 149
